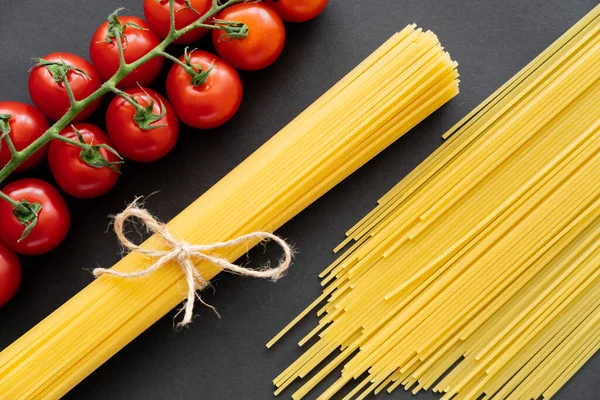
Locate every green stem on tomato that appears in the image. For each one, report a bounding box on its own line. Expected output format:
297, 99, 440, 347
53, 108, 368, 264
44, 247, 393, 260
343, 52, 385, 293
159, 49, 213, 86
212, 19, 249, 41
4, 136, 19, 159
113, 27, 128, 70
0, 0, 246, 190
62, 78, 80, 109
0, 190, 19, 208
108, 86, 147, 114
183, 0, 201, 15
0, 116, 20, 158
0, 189, 42, 241
159, 51, 188, 69
110, 85, 168, 130
51, 132, 89, 149
53, 126, 124, 173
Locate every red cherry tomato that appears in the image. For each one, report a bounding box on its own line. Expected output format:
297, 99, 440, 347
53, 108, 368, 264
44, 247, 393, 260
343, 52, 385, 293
0, 179, 70, 256
0, 102, 49, 172
106, 87, 179, 162
212, 3, 286, 71
28, 52, 102, 122
90, 15, 164, 88
265, 0, 328, 22
0, 241, 21, 307
166, 51, 242, 129
49, 124, 121, 199
144, 0, 212, 44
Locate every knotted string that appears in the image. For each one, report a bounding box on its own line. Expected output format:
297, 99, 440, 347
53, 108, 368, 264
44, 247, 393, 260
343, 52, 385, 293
93, 202, 293, 328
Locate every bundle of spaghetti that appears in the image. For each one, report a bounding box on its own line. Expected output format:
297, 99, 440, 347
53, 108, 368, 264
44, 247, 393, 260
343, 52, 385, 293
269, 5, 600, 399
0, 26, 458, 399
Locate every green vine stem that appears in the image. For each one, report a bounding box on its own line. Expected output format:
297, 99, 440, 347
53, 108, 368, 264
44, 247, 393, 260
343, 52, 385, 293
0, 0, 247, 189
0, 189, 19, 208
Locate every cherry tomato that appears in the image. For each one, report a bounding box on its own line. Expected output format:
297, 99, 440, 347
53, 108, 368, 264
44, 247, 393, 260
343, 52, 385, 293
0, 102, 49, 172
144, 0, 212, 44
0, 179, 70, 256
90, 15, 164, 88
265, 0, 328, 22
0, 241, 21, 307
166, 50, 242, 129
106, 87, 179, 162
49, 124, 121, 199
28, 52, 102, 122
212, 3, 286, 71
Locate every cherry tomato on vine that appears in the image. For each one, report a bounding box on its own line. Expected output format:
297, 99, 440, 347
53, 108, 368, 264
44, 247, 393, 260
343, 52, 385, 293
106, 87, 179, 162
265, 0, 328, 22
0, 179, 70, 256
166, 50, 242, 129
144, 0, 212, 44
0, 102, 49, 172
0, 241, 21, 307
49, 124, 121, 199
212, 3, 286, 71
28, 52, 102, 122
90, 11, 164, 89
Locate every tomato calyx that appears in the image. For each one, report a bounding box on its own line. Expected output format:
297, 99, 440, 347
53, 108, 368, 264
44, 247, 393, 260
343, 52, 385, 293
114, 87, 168, 130
132, 97, 168, 130
31, 58, 91, 83
157, 0, 200, 14
0, 114, 19, 159
53, 125, 123, 173
103, 8, 147, 47
71, 126, 123, 173
12, 200, 42, 241
213, 19, 249, 42
0, 114, 11, 135
79, 146, 122, 173
181, 48, 213, 86
0, 114, 12, 150
181, 0, 201, 14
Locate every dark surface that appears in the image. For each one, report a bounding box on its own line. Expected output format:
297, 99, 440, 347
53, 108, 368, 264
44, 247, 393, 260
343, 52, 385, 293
0, 1, 598, 399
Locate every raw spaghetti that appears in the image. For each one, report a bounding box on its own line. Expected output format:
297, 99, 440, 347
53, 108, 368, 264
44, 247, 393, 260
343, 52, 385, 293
269, 5, 600, 400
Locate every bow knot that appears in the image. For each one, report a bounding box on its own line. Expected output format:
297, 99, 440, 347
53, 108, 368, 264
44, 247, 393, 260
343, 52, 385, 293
175, 245, 192, 263
93, 201, 293, 328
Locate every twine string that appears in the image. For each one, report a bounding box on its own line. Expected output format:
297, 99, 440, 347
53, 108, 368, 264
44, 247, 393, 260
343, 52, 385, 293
92, 202, 293, 328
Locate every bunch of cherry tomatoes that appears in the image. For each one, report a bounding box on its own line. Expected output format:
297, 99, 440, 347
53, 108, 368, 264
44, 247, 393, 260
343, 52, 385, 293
0, 0, 328, 307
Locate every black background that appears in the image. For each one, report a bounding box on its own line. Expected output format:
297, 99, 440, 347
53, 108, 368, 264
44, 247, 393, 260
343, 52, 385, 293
1, 1, 599, 399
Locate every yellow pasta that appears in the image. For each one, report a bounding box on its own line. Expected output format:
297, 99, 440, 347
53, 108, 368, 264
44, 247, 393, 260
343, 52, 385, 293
0, 26, 458, 399
270, 5, 600, 400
